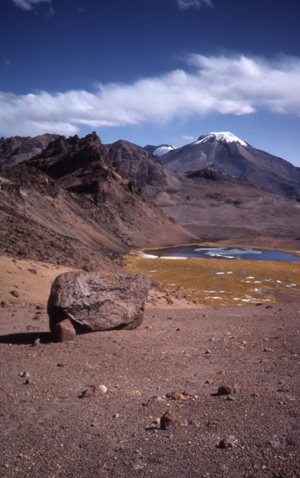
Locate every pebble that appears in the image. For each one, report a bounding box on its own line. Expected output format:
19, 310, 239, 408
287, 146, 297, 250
19, 371, 30, 378
33, 338, 41, 346
217, 386, 232, 396
160, 410, 188, 430
98, 384, 108, 394
10, 290, 19, 298
218, 435, 237, 449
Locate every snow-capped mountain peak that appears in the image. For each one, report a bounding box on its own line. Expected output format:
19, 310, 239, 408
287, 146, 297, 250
195, 132, 247, 147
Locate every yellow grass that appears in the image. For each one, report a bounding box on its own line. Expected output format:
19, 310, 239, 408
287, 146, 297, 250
124, 243, 300, 307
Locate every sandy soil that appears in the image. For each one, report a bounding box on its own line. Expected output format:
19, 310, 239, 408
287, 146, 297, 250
1, 255, 300, 477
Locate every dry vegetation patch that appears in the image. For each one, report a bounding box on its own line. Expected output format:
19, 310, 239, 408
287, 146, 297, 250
124, 243, 300, 307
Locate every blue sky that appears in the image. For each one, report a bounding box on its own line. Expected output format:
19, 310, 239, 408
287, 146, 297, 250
1, 0, 300, 166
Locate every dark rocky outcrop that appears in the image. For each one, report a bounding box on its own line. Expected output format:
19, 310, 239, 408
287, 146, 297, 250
48, 270, 151, 340
0, 134, 59, 166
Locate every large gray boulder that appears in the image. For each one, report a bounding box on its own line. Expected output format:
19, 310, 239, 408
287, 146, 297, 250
47, 270, 150, 341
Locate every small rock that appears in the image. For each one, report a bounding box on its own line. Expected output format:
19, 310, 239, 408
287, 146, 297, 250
142, 395, 164, 406
10, 290, 19, 298
28, 268, 37, 275
169, 393, 185, 401
113, 413, 120, 419
217, 386, 232, 396
218, 435, 237, 448
98, 384, 108, 394
160, 410, 188, 430
79, 385, 107, 398
19, 371, 30, 378
52, 319, 76, 342
205, 349, 212, 354
152, 418, 161, 425
33, 338, 40, 346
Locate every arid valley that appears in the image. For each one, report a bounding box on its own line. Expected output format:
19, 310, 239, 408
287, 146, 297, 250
0, 132, 300, 477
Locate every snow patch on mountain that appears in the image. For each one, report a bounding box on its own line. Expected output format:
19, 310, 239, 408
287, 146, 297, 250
153, 145, 177, 156
195, 132, 247, 147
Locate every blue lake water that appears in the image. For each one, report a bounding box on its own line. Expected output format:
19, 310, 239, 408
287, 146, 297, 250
145, 246, 300, 263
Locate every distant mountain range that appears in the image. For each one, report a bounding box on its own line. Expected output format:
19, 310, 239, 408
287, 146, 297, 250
109, 137, 300, 241
156, 132, 300, 198
1, 131, 300, 251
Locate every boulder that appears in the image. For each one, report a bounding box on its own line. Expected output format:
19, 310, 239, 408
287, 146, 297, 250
48, 270, 150, 340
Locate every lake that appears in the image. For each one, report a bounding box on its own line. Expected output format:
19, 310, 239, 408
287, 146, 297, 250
144, 246, 300, 263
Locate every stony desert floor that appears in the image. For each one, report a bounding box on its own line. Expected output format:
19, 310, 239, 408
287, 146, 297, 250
0, 253, 300, 478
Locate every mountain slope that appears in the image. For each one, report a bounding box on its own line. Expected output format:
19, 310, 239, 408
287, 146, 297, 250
25, 132, 196, 247
0, 133, 59, 166
160, 132, 300, 198
109, 138, 300, 241
107, 139, 182, 190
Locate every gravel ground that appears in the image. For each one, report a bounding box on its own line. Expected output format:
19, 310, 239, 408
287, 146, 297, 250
1, 293, 300, 477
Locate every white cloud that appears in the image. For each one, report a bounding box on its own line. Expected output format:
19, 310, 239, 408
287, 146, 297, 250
1, 54, 300, 137
177, 0, 213, 10
12, 0, 51, 11
182, 135, 196, 141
